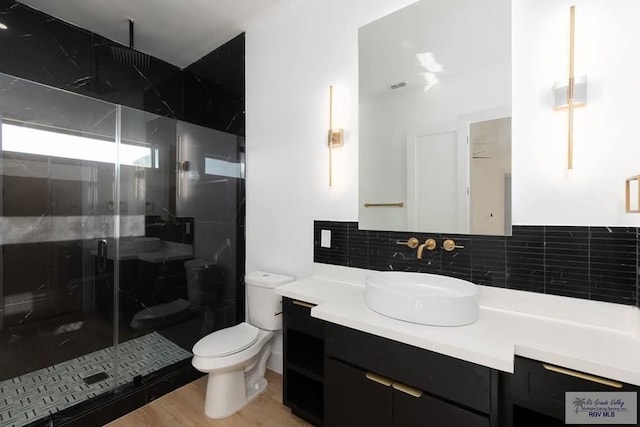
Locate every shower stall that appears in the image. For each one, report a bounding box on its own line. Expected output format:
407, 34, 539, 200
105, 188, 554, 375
0, 71, 244, 426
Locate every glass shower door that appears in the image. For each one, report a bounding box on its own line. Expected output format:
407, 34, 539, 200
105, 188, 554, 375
0, 73, 119, 425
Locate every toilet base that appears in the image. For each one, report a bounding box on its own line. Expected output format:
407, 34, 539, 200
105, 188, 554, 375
203, 372, 269, 419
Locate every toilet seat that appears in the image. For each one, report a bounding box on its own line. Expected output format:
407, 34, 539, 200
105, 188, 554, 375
193, 322, 259, 358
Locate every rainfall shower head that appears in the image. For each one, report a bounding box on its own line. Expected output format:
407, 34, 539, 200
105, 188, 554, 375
110, 19, 150, 69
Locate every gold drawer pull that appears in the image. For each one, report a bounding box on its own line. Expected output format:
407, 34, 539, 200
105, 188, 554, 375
542, 364, 623, 389
392, 382, 423, 398
365, 372, 393, 387
291, 300, 315, 309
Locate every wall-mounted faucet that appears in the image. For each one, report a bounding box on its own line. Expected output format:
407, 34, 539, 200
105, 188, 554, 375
397, 237, 437, 258
417, 239, 436, 259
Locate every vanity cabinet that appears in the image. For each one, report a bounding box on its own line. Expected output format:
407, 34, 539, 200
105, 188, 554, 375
324, 323, 498, 427
282, 295, 639, 427
282, 297, 325, 425
509, 356, 640, 426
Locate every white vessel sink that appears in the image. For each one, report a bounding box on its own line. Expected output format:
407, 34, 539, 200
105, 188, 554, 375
365, 272, 480, 326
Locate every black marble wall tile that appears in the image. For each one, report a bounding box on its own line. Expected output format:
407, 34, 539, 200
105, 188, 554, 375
183, 34, 245, 135
314, 221, 348, 266
544, 226, 590, 300
0, 1, 93, 97
506, 226, 544, 293
472, 235, 506, 288
589, 227, 637, 305
440, 234, 472, 281
314, 221, 640, 307
368, 231, 391, 270
347, 223, 368, 269
143, 70, 184, 120
0, 0, 183, 117
90, 35, 181, 116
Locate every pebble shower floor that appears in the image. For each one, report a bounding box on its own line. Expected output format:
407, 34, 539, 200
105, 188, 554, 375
0, 332, 192, 427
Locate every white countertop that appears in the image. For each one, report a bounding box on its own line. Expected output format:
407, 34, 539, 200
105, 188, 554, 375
276, 264, 640, 386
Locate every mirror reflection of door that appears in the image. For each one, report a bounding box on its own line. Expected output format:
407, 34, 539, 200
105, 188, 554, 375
407, 130, 459, 232
469, 117, 511, 235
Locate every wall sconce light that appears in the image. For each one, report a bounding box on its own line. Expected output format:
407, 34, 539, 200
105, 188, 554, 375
328, 85, 344, 187
553, 5, 587, 170
625, 175, 640, 213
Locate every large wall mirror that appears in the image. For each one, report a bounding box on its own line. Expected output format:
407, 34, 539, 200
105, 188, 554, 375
358, 0, 511, 235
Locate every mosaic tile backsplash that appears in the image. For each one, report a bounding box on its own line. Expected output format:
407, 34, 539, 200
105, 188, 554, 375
314, 221, 639, 307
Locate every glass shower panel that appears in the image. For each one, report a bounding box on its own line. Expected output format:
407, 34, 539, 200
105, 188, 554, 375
0, 73, 119, 425
176, 120, 242, 334
113, 109, 245, 386
114, 107, 193, 384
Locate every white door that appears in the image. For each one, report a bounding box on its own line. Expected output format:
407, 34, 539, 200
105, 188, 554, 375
407, 130, 459, 231
469, 117, 511, 235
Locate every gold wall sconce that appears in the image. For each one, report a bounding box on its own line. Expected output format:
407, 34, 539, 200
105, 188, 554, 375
625, 175, 640, 213
553, 5, 587, 170
328, 85, 344, 187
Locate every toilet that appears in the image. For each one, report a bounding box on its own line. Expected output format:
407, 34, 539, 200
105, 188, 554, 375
191, 271, 293, 419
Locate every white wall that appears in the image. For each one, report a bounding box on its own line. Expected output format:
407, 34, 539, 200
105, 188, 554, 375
513, 0, 640, 226
246, 0, 417, 279
246, 0, 417, 372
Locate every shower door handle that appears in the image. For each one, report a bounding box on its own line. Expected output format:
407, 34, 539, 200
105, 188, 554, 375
97, 239, 108, 273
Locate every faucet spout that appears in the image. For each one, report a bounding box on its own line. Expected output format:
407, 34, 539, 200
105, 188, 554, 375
416, 238, 437, 259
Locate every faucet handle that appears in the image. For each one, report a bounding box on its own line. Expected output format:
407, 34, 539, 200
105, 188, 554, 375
442, 239, 465, 252
397, 237, 420, 249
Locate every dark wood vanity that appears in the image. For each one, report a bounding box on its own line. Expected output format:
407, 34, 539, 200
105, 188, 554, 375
282, 297, 639, 427
282, 297, 326, 425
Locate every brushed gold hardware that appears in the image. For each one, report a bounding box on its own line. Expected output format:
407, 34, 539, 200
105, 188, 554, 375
365, 372, 393, 387
417, 238, 437, 259
329, 85, 333, 187
328, 85, 344, 187
542, 364, 623, 389
625, 175, 640, 213
291, 300, 315, 309
567, 6, 576, 170
398, 237, 420, 249
329, 129, 344, 148
442, 239, 464, 251
364, 202, 404, 208
392, 382, 423, 398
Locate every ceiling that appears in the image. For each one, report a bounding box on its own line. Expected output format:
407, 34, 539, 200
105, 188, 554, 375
18, 0, 289, 68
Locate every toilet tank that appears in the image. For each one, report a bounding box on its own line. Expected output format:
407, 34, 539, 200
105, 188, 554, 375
246, 271, 293, 331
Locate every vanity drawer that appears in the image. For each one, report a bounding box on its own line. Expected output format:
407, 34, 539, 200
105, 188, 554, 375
325, 323, 491, 414
512, 357, 639, 420
283, 297, 324, 338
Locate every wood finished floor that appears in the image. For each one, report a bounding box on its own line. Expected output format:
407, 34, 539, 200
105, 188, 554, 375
107, 370, 311, 427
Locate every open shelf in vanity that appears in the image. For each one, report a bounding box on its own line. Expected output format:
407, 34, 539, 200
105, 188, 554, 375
282, 297, 325, 425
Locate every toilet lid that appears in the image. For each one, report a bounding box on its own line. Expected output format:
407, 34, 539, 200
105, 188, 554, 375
192, 322, 259, 358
